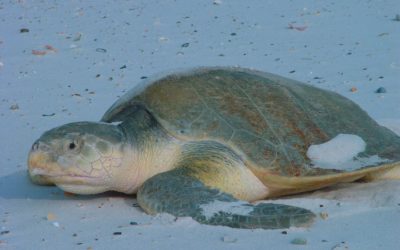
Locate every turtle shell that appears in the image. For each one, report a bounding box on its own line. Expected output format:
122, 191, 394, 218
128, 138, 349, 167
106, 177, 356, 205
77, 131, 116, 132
101, 67, 400, 177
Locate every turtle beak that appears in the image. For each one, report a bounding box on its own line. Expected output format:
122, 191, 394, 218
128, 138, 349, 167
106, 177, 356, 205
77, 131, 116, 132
28, 140, 55, 185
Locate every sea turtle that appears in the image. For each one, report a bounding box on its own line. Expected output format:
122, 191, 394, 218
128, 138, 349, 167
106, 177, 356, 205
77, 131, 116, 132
28, 67, 400, 229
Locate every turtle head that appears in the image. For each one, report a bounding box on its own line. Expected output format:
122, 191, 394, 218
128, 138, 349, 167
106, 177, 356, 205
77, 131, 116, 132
28, 122, 127, 194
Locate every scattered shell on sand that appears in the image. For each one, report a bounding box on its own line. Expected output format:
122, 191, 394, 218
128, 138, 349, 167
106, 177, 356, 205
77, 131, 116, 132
221, 236, 237, 243
350, 87, 357, 92
319, 212, 329, 220
291, 238, 307, 245
47, 213, 56, 221
10, 104, 19, 110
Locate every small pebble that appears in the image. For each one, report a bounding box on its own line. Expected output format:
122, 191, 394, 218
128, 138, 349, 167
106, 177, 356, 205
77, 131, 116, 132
394, 14, 400, 21
113, 232, 122, 235
289, 70, 296, 74
181, 42, 190, 48
130, 221, 138, 225
52, 222, 60, 227
20, 28, 29, 33
350, 87, 357, 92
120, 65, 127, 69
95, 48, 107, 53
213, 0, 222, 5
375, 87, 386, 93
0, 230, 10, 235
281, 231, 287, 235
331, 242, 349, 250
291, 238, 307, 245
140, 76, 148, 80
10, 104, 19, 110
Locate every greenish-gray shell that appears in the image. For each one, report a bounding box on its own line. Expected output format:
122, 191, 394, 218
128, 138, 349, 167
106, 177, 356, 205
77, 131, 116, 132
101, 67, 400, 177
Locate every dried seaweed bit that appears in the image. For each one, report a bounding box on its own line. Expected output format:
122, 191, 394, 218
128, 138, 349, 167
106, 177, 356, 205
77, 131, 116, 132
120, 65, 127, 69
42, 113, 55, 117
394, 14, 400, 21
96, 48, 107, 53
289, 70, 296, 74
32, 50, 47, 56
375, 87, 387, 93
64, 191, 76, 197
20, 28, 29, 33
181, 42, 190, 48
113, 232, 122, 235
291, 238, 307, 245
45, 45, 57, 52
281, 231, 288, 235
130, 221, 138, 225
0, 231, 10, 235
140, 76, 148, 80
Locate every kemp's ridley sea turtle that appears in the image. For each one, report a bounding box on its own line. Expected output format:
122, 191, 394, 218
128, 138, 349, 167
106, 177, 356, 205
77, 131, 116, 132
28, 67, 400, 229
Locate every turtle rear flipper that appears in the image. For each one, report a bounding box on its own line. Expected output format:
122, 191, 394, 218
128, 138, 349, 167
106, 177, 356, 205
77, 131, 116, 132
138, 168, 314, 229
255, 161, 400, 198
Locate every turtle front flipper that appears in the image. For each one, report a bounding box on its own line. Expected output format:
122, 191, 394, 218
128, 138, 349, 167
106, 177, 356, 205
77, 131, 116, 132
137, 141, 315, 229
137, 167, 314, 229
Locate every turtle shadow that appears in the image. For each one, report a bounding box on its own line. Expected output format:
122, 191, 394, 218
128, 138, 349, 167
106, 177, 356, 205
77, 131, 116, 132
0, 170, 135, 201
282, 180, 400, 207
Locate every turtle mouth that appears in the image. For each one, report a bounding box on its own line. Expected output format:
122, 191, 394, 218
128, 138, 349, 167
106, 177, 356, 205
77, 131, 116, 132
28, 164, 102, 186
29, 168, 97, 181
28, 150, 101, 185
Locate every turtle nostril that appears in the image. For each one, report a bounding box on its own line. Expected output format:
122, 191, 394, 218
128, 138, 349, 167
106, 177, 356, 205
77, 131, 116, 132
32, 142, 40, 151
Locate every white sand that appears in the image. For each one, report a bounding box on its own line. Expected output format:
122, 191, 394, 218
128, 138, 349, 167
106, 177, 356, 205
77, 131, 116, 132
1, 1, 400, 249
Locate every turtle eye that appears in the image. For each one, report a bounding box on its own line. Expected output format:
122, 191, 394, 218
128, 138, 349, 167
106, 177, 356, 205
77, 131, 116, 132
69, 142, 76, 150
66, 137, 82, 152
